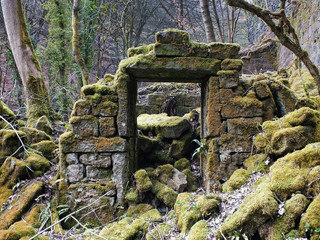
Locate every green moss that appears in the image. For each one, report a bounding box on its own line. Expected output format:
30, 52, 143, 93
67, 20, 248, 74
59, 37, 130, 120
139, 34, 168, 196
0, 181, 44, 230
221, 59, 243, 71
19, 127, 52, 144
270, 143, 320, 200
253, 134, 268, 152
218, 180, 278, 238
299, 194, 320, 239
307, 166, 320, 196
217, 70, 237, 76
34, 115, 53, 135
155, 29, 190, 45
151, 180, 177, 208
8, 221, 36, 238
134, 169, 152, 192
30, 140, 58, 160
125, 187, 139, 203
263, 194, 309, 240
24, 204, 45, 228
25, 153, 50, 177
146, 223, 171, 240
127, 204, 153, 218
128, 44, 155, 57
0, 230, 20, 240
174, 193, 220, 234
0, 157, 28, 188
187, 220, 209, 240
155, 164, 174, 183
222, 169, 251, 193
174, 158, 191, 171
244, 154, 268, 173
182, 169, 199, 192
99, 218, 138, 240
0, 100, 15, 119
140, 209, 163, 222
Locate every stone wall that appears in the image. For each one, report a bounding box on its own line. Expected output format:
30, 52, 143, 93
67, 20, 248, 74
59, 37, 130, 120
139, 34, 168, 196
59, 29, 273, 223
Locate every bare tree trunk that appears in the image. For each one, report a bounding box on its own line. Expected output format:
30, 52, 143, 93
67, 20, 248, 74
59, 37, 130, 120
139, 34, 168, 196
227, 0, 320, 95
200, 0, 216, 42
1, 0, 55, 126
211, 0, 224, 42
72, 0, 89, 86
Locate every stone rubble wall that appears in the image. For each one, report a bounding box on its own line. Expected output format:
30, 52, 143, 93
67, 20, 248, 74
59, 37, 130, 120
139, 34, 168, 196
59, 29, 278, 223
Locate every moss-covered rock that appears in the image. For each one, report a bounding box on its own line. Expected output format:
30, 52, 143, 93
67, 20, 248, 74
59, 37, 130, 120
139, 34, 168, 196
258, 194, 309, 240
222, 169, 251, 193
19, 127, 52, 144
128, 44, 154, 57
155, 29, 190, 45
270, 143, 320, 200
244, 154, 268, 173
182, 169, 199, 192
125, 187, 140, 203
208, 42, 240, 59
218, 180, 278, 238
137, 113, 191, 139
0, 181, 43, 229
221, 59, 243, 71
33, 115, 53, 135
24, 204, 45, 228
187, 220, 209, 240
8, 221, 36, 238
0, 157, 28, 188
140, 209, 163, 222
174, 158, 191, 171
25, 153, 50, 177
168, 132, 194, 159
30, 140, 58, 160
175, 193, 220, 234
299, 194, 320, 239
0, 230, 20, 240
134, 169, 152, 193
155, 164, 187, 192
151, 180, 178, 208
146, 223, 171, 240
127, 204, 153, 218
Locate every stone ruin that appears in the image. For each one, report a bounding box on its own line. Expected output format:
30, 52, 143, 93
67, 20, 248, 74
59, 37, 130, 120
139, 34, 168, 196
59, 29, 298, 223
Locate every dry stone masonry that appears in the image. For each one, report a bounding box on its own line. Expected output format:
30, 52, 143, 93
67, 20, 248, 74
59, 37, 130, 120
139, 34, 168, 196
59, 29, 277, 223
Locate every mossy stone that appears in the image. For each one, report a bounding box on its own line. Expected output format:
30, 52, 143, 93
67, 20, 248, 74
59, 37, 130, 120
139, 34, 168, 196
24, 204, 45, 228
146, 223, 171, 240
299, 194, 320, 239
125, 187, 139, 203
25, 153, 50, 177
243, 154, 268, 173
134, 169, 152, 192
0, 230, 20, 240
222, 169, 251, 193
30, 140, 58, 160
99, 218, 139, 240
151, 180, 178, 208
155, 29, 190, 45
187, 220, 209, 240
33, 115, 53, 135
0, 157, 28, 188
127, 204, 153, 218
221, 59, 243, 71
174, 158, 191, 171
128, 44, 154, 57
8, 221, 36, 238
182, 169, 199, 192
175, 193, 220, 234
140, 209, 163, 222
155, 164, 174, 183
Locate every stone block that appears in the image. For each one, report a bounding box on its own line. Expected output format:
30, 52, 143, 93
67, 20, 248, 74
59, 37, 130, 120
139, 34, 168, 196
86, 166, 112, 179
112, 152, 130, 201
70, 115, 98, 137
71, 99, 91, 116
154, 43, 190, 57
218, 70, 239, 89
99, 117, 116, 137
155, 29, 190, 45
253, 80, 272, 99
168, 132, 194, 159
219, 134, 253, 153
66, 153, 78, 164
67, 164, 84, 183
220, 89, 236, 103
261, 98, 276, 121
209, 42, 240, 59
79, 153, 112, 168
221, 96, 263, 119
96, 137, 128, 152
136, 104, 160, 115
184, 95, 201, 107
227, 117, 262, 136
221, 59, 243, 71
92, 101, 118, 117
60, 132, 127, 153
